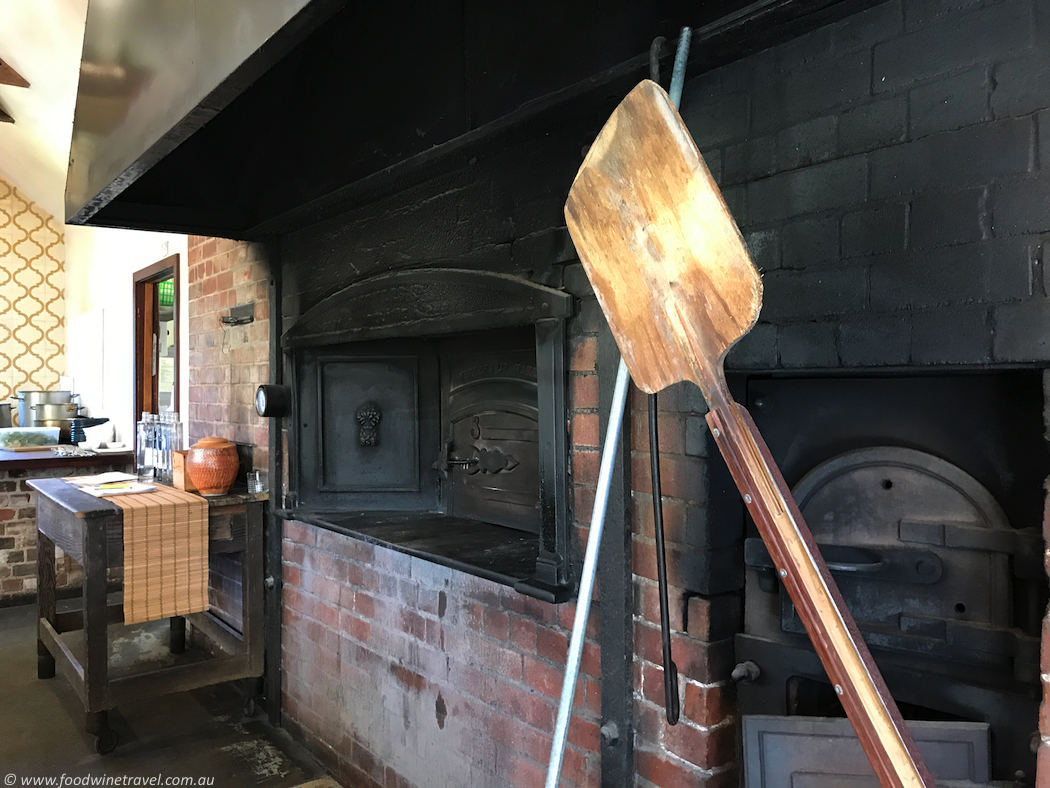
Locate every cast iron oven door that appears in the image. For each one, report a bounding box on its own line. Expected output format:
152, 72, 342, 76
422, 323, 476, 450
746, 447, 1040, 676
299, 338, 439, 508
296, 329, 540, 530
441, 333, 540, 533
282, 268, 573, 601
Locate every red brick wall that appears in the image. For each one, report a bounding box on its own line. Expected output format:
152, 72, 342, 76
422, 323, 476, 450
186, 235, 269, 471
273, 277, 735, 785
281, 523, 602, 787
570, 327, 738, 784
186, 235, 270, 630
279, 324, 735, 787
0, 461, 132, 602
629, 386, 738, 786
182, 238, 735, 783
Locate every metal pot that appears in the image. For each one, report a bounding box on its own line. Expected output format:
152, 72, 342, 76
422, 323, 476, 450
15, 390, 73, 427
0, 403, 11, 428
33, 402, 80, 421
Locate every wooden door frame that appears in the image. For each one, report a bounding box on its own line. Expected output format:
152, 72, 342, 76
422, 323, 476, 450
133, 254, 180, 423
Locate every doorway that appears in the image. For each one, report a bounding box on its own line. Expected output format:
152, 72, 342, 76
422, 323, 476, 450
134, 254, 180, 421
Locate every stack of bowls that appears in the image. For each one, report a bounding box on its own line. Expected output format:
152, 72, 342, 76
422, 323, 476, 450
70, 417, 109, 445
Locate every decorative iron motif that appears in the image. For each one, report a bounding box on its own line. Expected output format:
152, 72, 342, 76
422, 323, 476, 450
471, 446, 519, 475
356, 401, 381, 446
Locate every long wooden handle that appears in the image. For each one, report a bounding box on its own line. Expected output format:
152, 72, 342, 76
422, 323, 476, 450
707, 402, 934, 788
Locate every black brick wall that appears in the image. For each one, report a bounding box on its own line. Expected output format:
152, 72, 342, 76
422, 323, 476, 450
270, 4, 1050, 779
281, 0, 1050, 372
686, 0, 1050, 370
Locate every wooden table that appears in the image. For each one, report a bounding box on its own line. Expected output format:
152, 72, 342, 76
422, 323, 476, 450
29, 478, 266, 754
0, 448, 134, 471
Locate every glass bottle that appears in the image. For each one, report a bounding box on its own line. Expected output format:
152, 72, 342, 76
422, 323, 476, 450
172, 411, 183, 456
136, 412, 154, 481
159, 411, 172, 482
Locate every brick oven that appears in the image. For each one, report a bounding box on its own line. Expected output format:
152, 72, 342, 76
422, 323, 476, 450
67, 0, 1050, 784
732, 374, 1045, 780
278, 267, 575, 602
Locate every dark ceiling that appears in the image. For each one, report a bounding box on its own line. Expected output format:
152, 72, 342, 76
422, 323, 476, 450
66, 0, 877, 239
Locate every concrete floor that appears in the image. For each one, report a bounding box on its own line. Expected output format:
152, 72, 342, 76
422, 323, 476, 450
0, 603, 328, 786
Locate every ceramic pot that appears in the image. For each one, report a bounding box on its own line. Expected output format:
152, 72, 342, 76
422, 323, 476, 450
186, 437, 239, 495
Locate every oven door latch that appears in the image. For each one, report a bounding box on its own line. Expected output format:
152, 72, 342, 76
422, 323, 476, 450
433, 441, 479, 479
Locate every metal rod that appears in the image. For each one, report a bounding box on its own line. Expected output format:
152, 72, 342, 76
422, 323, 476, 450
669, 27, 692, 108
546, 358, 631, 788
647, 25, 691, 728
649, 392, 680, 724
648, 35, 666, 87
547, 28, 693, 784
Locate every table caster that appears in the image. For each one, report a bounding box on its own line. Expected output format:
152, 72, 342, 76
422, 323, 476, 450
243, 695, 257, 717
95, 728, 118, 755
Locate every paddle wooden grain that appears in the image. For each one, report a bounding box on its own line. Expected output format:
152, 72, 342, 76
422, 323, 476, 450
565, 79, 933, 788
566, 80, 760, 402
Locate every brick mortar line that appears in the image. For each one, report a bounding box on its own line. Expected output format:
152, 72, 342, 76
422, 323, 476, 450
635, 744, 739, 774
635, 694, 736, 731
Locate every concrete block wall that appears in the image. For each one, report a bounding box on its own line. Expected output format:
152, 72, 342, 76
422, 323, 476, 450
674, 0, 1050, 781
662, 0, 1050, 372
0, 462, 132, 602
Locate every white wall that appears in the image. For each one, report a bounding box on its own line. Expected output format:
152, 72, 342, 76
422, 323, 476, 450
0, 0, 88, 220
64, 225, 188, 445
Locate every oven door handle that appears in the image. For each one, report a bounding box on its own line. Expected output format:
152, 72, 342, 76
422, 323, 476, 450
823, 548, 885, 574
433, 441, 479, 478
744, 538, 943, 584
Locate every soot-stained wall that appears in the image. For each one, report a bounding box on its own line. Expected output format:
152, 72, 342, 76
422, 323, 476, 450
693, 0, 1050, 371
275, 0, 1050, 785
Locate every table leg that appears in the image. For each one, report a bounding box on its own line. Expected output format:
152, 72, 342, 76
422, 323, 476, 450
82, 518, 109, 716
169, 616, 186, 654
36, 530, 56, 680
243, 501, 264, 676
85, 709, 107, 735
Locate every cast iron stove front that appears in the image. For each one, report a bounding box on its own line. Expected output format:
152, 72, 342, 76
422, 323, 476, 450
733, 372, 1047, 784
283, 267, 575, 601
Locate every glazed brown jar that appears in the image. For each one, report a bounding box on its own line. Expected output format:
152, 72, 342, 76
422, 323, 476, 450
186, 436, 239, 495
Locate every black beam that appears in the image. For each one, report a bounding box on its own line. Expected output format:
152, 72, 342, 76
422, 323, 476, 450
597, 322, 633, 785
264, 237, 285, 726
524, 316, 574, 601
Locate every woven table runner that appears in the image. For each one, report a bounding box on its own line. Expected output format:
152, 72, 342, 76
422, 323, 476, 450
106, 486, 209, 625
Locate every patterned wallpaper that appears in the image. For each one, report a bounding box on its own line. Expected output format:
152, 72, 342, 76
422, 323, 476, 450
0, 179, 64, 402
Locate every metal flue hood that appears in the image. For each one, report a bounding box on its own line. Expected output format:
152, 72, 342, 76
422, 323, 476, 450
65, 0, 882, 239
